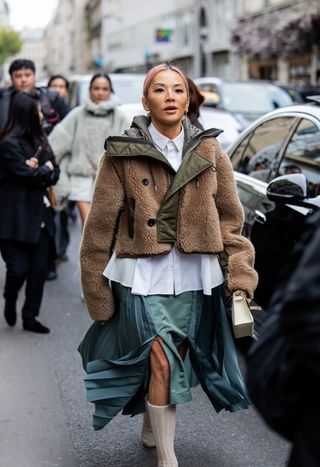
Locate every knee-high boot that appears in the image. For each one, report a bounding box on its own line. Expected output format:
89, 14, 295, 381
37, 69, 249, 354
141, 407, 156, 448
147, 401, 178, 467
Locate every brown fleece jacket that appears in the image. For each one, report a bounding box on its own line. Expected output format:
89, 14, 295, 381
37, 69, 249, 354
80, 118, 258, 321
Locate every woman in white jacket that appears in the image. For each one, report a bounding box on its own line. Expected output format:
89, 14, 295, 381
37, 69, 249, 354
49, 73, 129, 225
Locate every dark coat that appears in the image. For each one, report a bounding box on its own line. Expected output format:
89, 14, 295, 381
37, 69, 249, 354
0, 136, 60, 243
0, 87, 70, 134
247, 211, 320, 466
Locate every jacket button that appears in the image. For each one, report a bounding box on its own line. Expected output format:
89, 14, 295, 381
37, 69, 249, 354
148, 219, 156, 227
142, 178, 149, 186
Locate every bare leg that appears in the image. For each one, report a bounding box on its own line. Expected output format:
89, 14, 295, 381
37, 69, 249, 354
147, 337, 178, 466
76, 201, 91, 227
149, 337, 170, 406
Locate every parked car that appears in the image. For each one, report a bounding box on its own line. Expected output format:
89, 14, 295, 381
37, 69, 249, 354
272, 81, 304, 103
194, 77, 294, 126
69, 73, 241, 149
228, 101, 320, 310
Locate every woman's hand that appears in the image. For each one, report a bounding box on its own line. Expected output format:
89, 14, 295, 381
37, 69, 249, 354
45, 160, 54, 171
234, 289, 251, 304
25, 157, 39, 169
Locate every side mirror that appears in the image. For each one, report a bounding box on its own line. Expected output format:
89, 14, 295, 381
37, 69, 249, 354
266, 173, 308, 203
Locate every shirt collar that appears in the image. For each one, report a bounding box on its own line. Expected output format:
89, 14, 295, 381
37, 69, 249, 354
148, 122, 184, 153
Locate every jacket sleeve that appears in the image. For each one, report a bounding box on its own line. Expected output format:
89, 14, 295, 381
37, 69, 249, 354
215, 147, 258, 300
43, 146, 60, 186
0, 140, 54, 187
48, 108, 79, 163
80, 154, 125, 321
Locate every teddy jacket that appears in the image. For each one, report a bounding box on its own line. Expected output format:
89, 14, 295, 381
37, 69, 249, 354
80, 115, 258, 321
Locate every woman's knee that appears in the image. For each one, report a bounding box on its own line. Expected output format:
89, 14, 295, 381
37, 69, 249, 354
150, 338, 170, 385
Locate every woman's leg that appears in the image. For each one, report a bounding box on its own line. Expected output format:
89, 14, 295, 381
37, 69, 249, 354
0, 240, 28, 326
76, 201, 91, 227
149, 337, 170, 405
141, 337, 170, 448
22, 229, 51, 331
147, 337, 178, 466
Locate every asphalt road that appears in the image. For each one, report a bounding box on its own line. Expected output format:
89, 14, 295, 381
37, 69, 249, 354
0, 218, 290, 467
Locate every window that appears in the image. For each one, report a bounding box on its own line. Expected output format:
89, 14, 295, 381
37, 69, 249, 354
231, 116, 296, 182
279, 118, 320, 196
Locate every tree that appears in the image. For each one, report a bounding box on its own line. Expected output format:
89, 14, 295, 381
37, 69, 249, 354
0, 28, 22, 65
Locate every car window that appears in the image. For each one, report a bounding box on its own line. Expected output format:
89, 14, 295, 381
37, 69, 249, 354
231, 116, 296, 182
279, 118, 320, 196
197, 82, 218, 94
221, 83, 293, 114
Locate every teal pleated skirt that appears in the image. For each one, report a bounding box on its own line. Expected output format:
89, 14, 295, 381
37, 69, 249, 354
78, 282, 249, 430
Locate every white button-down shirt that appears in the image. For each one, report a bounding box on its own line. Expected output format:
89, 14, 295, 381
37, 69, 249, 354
103, 123, 224, 296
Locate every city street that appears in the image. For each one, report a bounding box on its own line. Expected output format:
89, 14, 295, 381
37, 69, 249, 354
0, 218, 290, 467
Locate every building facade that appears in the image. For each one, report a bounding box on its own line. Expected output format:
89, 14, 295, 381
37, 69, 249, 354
41, 0, 319, 83
98, 0, 239, 78
44, 0, 90, 77
0, 0, 9, 27
233, 0, 320, 83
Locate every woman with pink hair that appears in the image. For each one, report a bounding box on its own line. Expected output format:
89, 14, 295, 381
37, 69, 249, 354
79, 63, 258, 466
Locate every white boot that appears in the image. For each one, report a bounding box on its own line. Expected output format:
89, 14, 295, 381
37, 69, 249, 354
141, 410, 156, 448
147, 401, 178, 467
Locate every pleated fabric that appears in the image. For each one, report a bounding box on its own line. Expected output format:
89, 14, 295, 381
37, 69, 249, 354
78, 282, 249, 430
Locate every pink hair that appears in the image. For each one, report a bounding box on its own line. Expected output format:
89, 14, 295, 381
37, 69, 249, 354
143, 63, 189, 97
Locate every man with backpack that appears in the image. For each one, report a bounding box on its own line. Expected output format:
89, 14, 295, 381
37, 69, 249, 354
0, 59, 69, 134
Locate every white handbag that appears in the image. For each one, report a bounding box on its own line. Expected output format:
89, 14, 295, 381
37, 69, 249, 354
232, 291, 254, 338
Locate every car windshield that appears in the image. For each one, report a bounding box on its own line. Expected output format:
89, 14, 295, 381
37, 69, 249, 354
221, 82, 293, 114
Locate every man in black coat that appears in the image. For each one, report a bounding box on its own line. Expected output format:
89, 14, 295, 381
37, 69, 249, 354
277, 211, 320, 466
0, 59, 69, 134
247, 210, 320, 466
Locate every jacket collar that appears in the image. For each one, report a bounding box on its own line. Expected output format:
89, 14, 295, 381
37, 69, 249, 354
105, 115, 223, 200
148, 122, 184, 154
105, 115, 223, 163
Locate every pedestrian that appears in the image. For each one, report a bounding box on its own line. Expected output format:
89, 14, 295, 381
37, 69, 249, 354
0, 59, 70, 281
78, 63, 258, 467
48, 74, 70, 105
187, 77, 205, 130
247, 209, 320, 467
49, 72, 129, 226
48, 74, 73, 263
0, 59, 69, 134
0, 91, 59, 333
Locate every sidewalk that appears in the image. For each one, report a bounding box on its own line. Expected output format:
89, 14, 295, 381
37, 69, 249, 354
0, 258, 79, 467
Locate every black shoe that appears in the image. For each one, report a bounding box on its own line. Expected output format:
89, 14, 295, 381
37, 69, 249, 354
23, 320, 50, 334
46, 270, 58, 281
56, 254, 68, 264
4, 301, 17, 326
